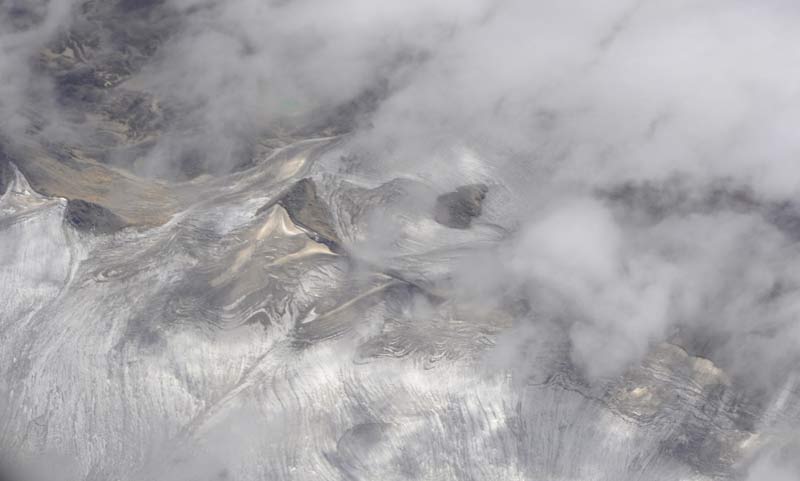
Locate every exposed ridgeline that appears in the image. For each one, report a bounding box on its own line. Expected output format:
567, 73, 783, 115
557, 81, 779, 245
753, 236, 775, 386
5, 0, 389, 217
3, 1, 800, 480
1, 134, 798, 480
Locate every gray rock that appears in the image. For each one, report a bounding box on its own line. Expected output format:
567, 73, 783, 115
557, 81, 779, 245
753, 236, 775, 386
0, 155, 9, 196
259, 178, 342, 252
433, 183, 488, 229
64, 199, 128, 234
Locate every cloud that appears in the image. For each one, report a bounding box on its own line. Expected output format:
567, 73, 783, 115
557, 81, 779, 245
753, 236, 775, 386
7, 1, 800, 478
505, 198, 674, 379
0, 0, 77, 137
125, 0, 493, 173
746, 447, 800, 481
5, 0, 800, 430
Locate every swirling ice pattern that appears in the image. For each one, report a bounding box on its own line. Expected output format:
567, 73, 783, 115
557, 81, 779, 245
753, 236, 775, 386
0, 141, 797, 481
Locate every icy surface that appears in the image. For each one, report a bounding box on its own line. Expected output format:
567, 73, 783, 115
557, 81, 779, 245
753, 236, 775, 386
0, 141, 797, 481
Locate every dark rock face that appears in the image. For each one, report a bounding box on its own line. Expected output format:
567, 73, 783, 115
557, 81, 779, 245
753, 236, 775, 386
118, 0, 166, 12
262, 178, 342, 252
604, 179, 800, 240
0, 156, 10, 196
433, 183, 488, 229
64, 199, 128, 234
